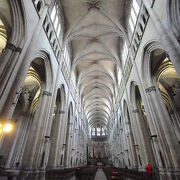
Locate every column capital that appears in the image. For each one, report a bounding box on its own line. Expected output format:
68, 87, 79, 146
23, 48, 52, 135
42, 91, 52, 96
145, 86, 156, 93
5, 42, 16, 51
16, 47, 22, 53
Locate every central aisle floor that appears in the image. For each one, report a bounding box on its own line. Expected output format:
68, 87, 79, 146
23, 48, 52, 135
94, 168, 107, 180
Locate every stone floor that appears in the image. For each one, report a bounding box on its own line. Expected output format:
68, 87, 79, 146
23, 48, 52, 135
94, 168, 107, 180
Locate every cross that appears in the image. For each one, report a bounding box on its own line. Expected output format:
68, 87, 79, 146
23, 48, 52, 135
87, 0, 100, 11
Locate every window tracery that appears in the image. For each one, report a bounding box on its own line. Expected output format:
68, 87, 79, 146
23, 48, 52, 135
128, 0, 140, 33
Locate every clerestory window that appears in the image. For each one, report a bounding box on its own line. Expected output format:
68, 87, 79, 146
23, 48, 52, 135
128, 0, 140, 33
50, 3, 61, 39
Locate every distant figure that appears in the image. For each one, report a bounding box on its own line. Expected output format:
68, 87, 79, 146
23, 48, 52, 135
125, 165, 128, 169
146, 164, 153, 180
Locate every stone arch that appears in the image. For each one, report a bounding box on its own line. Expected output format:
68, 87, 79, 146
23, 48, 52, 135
0, 0, 26, 116
0, 51, 54, 169
0, 0, 25, 60
141, 42, 180, 171
48, 84, 66, 168
130, 81, 155, 168
141, 40, 164, 86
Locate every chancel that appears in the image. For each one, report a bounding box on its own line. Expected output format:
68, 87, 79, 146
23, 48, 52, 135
0, 0, 180, 180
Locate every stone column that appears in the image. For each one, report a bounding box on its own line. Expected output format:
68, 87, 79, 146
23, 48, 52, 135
34, 90, 54, 169
0, 1, 50, 120
56, 111, 66, 166
0, 0, 24, 95
5, 116, 24, 168
125, 38, 158, 169
64, 120, 74, 167
147, 87, 180, 168
21, 92, 50, 168
47, 110, 63, 168
132, 109, 150, 166
145, 87, 169, 168
128, 131, 138, 169
42, 51, 65, 168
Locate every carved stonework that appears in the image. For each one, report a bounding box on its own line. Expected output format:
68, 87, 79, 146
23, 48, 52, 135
42, 91, 52, 96
6, 43, 16, 51
87, 1, 100, 11
145, 86, 156, 93
16, 47, 22, 53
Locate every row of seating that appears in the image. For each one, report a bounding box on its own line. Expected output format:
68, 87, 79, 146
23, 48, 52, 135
103, 166, 149, 180
46, 166, 98, 180
0, 166, 97, 180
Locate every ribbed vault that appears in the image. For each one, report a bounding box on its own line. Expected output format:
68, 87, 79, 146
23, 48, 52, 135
61, 0, 130, 131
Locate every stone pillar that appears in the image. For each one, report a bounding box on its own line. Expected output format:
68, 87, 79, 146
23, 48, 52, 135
5, 116, 23, 168
47, 106, 63, 168
0, 2, 52, 170
145, 87, 169, 168
0, 0, 24, 99
64, 120, 74, 167
0, 1, 50, 120
147, 87, 180, 168
128, 131, 138, 169
132, 109, 149, 166
21, 91, 50, 168
11, 114, 33, 167
56, 111, 66, 166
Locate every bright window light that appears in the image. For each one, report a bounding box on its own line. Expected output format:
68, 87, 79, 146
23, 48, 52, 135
57, 24, 61, 37
118, 69, 122, 85
129, 18, 134, 32
133, 0, 140, 15
54, 16, 59, 30
97, 132, 100, 136
4, 123, 13, 133
64, 46, 70, 72
128, 0, 140, 34
131, 8, 137, 24
122, 42, 128, 64
50, 5, 56, 22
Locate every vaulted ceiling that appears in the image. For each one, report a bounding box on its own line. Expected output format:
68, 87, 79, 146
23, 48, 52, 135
61, 0, 131, 130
